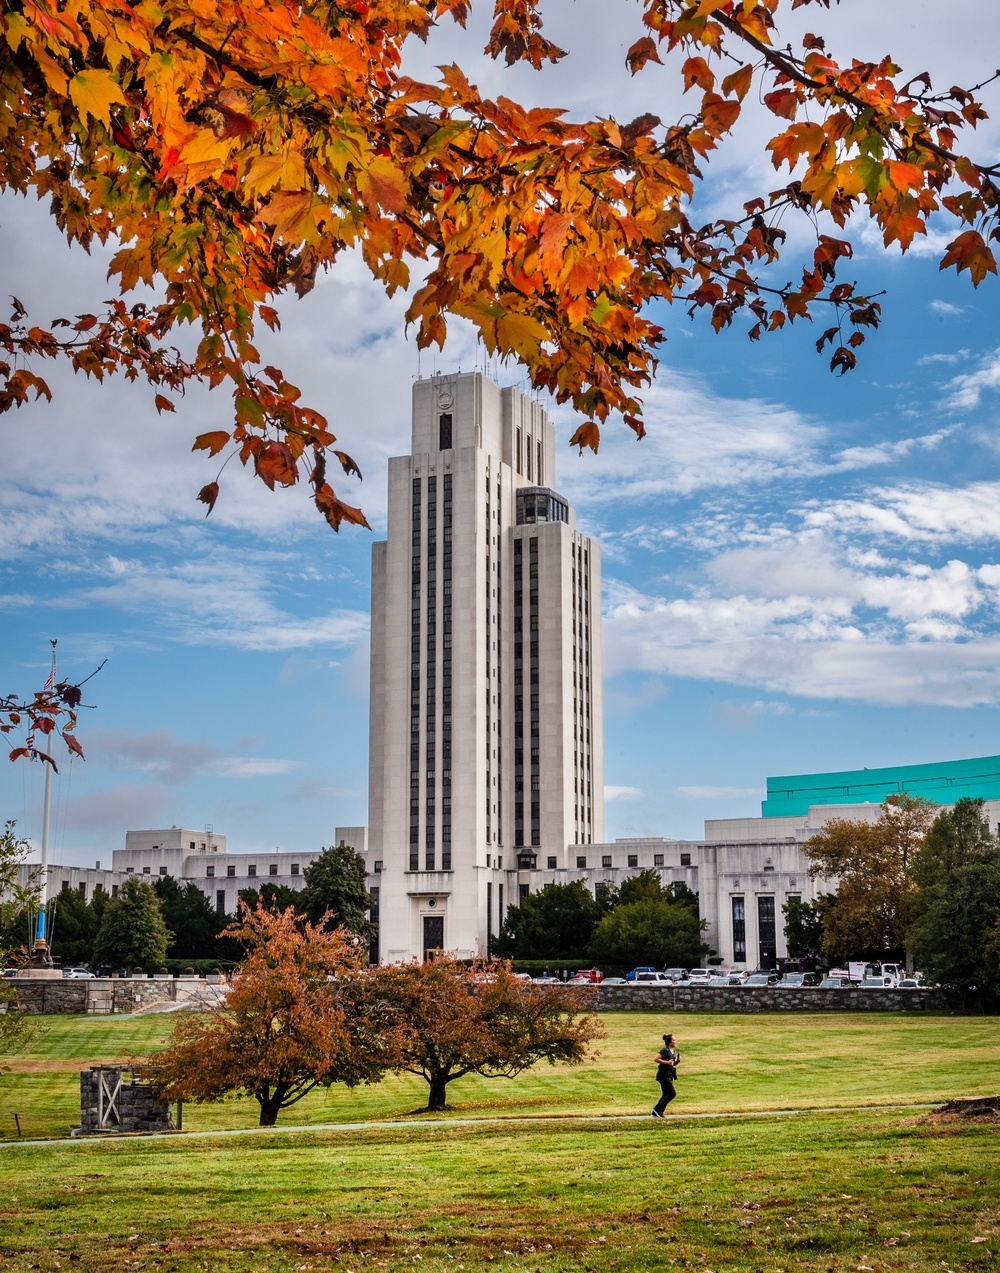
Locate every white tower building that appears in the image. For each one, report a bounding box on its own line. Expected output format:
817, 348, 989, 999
369, 372, 604, 961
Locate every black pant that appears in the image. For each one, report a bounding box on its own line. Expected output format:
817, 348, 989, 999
654, 1076, 676, 1114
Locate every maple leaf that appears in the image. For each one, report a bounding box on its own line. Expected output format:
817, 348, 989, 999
255, 441, 298, 489
940, 231, 997, 287
62, 732, 85, 759
569, 422, 600, 454
626, 37, 661, 75
197, 482, 220, 517
193, 431, 231, 457
154, 393, 175, 413
359, 158, 408, 215
68, 70, 127, 127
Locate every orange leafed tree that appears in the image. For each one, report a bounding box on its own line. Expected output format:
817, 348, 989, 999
152, 904, 394, 1126
374, 956, 603, 1111
2, 0, 997, 525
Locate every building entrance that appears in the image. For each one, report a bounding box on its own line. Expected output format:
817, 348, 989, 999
422, 915, 444, 961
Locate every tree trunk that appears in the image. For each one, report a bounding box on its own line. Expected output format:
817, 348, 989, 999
257, 1086, 287, 1126
426, 1072, 450, 1112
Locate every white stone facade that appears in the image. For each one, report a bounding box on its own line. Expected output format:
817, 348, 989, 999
368, 372, 604, 961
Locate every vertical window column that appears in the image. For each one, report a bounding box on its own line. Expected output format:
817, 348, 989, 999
425, 475, 437, 871
441, 473, 452, 869
732, 896, 746, 963
410, 477, 421, 870
513, 538, 524, 846
529, 536, 540, 847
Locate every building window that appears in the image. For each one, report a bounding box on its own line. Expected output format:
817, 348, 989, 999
216, 889, 226, 916
439, 413, 452, 449
227, 864, 236, 878
519, 883, 530, 902
576, 856, 587, 869
142, 866, 151, 875
758, 896, 777, 970
627, 854, 638, 868
732, 896, 746, 963
189, 841, 195, 850
112, 884, 119, 897
374, 861, 383, 873
78, 881, 87, 897
206, 865, 215, 878
680, 853, 691, 867
159, 866, 168, 876
653, 854, 664, 867
547, 856, 557, 869
602, 855, 612, 868
291, 863, 300, 876
269, 864, 279, 876
248, 864, 257, 878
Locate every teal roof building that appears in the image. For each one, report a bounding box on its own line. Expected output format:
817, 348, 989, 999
762, 754, 1000, 818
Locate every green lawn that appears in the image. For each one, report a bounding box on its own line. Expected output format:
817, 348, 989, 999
2, 1109, 998, 1272
2, 1012, 998, 1272
2, 1009, 999, 1140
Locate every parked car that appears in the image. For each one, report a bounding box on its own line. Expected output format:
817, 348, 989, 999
662, 968, 689, 982
601, 976, 628, 986
708, 974, 744, 986
570, 968, 604, 983
687, 968, 712, 983
61, 967, 96, 979
630, 970, 673, 984
778, 972, 821, 988
897, 978, 925, 990
626, 966, 657, 982
860, 975, 895, 988
743, 972, 779, 987
818, 977, 850, 989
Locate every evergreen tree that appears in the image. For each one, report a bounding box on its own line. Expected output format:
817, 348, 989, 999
92, 877, 173, 973
908, 799, 1000, 1008
493, 881, 601, 961
238, 881, 305, 917
299, 845, 372, 939
153, 875, 228, 961
49, 884, 102, 967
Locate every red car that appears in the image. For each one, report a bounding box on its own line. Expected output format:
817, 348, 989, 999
570, 968, 604, 983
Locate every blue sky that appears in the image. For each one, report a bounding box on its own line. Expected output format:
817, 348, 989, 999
3, 1, 1000, 865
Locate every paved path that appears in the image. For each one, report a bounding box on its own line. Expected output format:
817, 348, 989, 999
1, 1102, 937, 1150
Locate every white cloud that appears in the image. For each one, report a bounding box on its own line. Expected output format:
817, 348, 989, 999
805, 481, 1000, 545
214, 757, 302, 778
947, 348, 1000, 410
929, 301, 965, 317
604, 785, 643, 802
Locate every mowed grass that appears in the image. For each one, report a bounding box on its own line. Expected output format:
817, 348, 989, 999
1, 1009, 999, 1141
2, 1108, 998, 1272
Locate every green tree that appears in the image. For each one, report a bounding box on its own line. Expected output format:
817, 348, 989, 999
0, 820, 40, 963
153, 875, 229, 961
493, 881, 601, 961
782, 894, 838, 963
300, 845, 372, 940
908, 799, 1000, 1008
804, 794, 936, 966
92, 877, 173, 973
238, 881, 305, 918
49, 884, 101, 968
588, 897, 710, 970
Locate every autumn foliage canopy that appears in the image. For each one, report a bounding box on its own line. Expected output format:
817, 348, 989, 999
2, 0, 997, 525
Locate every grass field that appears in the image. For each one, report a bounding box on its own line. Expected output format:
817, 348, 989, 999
1, 1012, 998, 1273
2, 1010, 999, 1141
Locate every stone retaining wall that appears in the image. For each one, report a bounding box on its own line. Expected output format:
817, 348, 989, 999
10, 975, 218, 1015
596, 984, 950, 1012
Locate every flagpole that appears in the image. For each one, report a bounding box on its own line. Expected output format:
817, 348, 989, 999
33, 639, 56, 965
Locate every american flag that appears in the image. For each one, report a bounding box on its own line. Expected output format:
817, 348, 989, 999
43, 651, 55, 693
